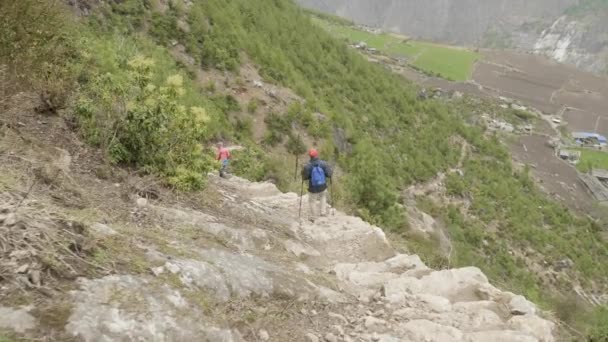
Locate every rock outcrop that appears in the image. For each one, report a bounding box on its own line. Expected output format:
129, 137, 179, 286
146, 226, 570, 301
1, 174, 555, 341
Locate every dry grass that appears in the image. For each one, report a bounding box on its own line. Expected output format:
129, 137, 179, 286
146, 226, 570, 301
0, 191, 109, 289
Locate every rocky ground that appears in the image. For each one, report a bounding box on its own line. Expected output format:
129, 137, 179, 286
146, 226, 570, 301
0, 94, 555, 341
0, 174, 556, 342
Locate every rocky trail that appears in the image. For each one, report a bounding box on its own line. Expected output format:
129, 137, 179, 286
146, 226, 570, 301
1, 171, 555, 341
0, 94, 553, 341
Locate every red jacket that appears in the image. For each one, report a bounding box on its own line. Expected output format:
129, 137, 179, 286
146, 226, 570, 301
217, 147, 231, 161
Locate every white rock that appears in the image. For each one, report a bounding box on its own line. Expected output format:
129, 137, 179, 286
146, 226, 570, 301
305, 332, 320, 342
4, 213, 16, 226
509, 315, 555, 341
317, 286, 348, 303
364, 316, 387, 329
328, 312, 349, 324
165, 261, 181, 274
509, 295, 536, 316
136, 197, 148, 207
65, 275, 237, 341
399, 319, 464, 342
324, 332, 338, 342
15, 264, 29, 273
348, 271, 399, 288
416, 294, 452, 313
258, 329, 270, 341
332, 324, 345, 336
375, 335, 401, 342
384, 267, 489, 303
385, 253, 428, 271
284, 239, 320, 257
0, 306, 37, 333
90, 223, 118, 236
150, 266, 165, 276
464, 330, 538, 342
296, 263, 313, 274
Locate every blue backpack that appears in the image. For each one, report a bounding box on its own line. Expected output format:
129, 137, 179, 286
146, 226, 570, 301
310, 164, 326, 187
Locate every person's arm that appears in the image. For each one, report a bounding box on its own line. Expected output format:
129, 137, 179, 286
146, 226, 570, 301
301, 164, 310, 180
323, 161, 333, 179
226, 149, 231, 159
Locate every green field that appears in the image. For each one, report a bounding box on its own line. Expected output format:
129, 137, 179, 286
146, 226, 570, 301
312, 18, 480, 81
577, 149, 608, 172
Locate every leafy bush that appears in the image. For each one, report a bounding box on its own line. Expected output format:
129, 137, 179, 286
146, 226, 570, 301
286, 134, 306, 156
212, 94, 241, 113
231, 147, 268, 181
588, 306, 608, 341
262, 130, 284, 147
247, 98, 259, 113
72, 33, 221, 188
149, 11, 180, 44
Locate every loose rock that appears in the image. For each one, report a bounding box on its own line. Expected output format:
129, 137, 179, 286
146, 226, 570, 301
324, 332, 338, 342
258, 329, 270, 341
328, 312, 349, 324
305, 333, 320, 342
364, 316, 386, 329
509, 295, 536, 316
90, 223, 117, 236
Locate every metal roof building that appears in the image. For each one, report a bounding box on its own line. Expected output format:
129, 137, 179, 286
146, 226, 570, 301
572, 132, 607, 144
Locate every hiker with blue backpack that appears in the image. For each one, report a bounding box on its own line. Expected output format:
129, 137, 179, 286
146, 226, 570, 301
301, 148, 333, 222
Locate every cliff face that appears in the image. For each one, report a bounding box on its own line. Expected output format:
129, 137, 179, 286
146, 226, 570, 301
534, 11, 608, 74
298, 0, 608, 74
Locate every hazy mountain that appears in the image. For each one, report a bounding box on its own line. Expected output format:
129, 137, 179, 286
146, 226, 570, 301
298, 0, 608, 74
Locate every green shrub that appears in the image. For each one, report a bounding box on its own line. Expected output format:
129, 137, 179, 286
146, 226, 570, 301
262, 130, 284, 147
0, 0, 76, 95
233, 117, 254, 141
231, 147, 268, 181
247, 98, 259, 113
167, 166, 206, 191
445, 172, 467, 197
73, 33, 218, 189
286, 134, 306, 155
588, 306, 608, 341
212, 94, 241, 113
149, 11, 180, 44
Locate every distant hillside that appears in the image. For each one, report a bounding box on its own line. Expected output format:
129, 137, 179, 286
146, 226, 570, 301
297, 0, 608, 74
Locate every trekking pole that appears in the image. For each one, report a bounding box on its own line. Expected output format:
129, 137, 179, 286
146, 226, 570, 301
294, 155, 299, 181
329, 177, 335, 216
298, 179, 304, 225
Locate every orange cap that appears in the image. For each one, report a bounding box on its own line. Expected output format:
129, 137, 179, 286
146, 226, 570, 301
309, 149, 319, 158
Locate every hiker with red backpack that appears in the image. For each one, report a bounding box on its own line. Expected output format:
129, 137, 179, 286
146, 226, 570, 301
301, 148, 333, 222
216, 142, 231, 178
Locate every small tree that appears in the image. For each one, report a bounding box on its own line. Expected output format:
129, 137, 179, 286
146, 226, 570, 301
286, 134, 306, 180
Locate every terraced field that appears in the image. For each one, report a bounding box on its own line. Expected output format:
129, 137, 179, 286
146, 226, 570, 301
475, 50, 608, 134
577, 149, 608, 172
312, 17, 480, 81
